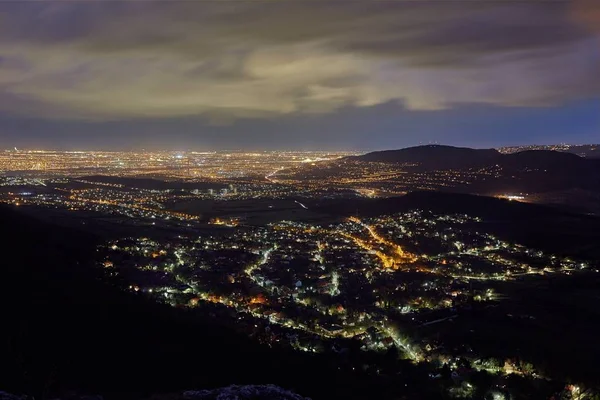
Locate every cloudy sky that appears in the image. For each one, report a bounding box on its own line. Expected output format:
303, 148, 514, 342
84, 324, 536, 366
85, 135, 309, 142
0, 0, 599, 150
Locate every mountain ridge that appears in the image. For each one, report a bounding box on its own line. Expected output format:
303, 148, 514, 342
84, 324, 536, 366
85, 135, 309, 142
347, 144, 590, 171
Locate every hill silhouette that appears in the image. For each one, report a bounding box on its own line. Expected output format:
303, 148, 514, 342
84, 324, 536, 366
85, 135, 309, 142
349, 145, 501, 170
280, 145, 600, 212
348, 145, 597, 173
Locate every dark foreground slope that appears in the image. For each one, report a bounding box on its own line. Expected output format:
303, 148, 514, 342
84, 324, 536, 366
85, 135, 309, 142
0, 205, 446, 400
0, 206, 299, 397
0, 205, 267, 397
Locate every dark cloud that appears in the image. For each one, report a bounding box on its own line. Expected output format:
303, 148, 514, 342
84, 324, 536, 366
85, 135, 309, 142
0, 1, 598, 120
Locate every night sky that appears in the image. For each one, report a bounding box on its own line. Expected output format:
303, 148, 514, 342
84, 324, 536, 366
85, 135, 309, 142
0, 1, 598, 151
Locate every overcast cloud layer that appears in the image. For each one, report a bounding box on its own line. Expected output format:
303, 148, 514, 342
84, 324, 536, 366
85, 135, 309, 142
0, 1, 599, 122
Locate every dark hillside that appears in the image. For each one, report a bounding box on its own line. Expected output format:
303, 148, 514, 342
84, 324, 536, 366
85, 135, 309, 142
349, 145, 501, 170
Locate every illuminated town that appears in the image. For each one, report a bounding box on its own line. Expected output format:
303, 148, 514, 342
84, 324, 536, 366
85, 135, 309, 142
98, 211, 591, 378
498, 144, 600, 158
1, 147, 599, 399
0, 147, 572, 211
0, 149, 354, 179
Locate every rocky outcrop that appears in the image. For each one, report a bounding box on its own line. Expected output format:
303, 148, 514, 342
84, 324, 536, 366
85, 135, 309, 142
0, 386, 308, 400
0, 392, 26, 400
182, 385, 310, 400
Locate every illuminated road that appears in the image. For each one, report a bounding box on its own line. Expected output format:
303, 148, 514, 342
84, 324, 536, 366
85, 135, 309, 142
348, 216, 414, 261
330, 271, 341, 296
343, 216, 417, 269
339, 231, 398, 269
245, 246, 276, 284
265, 167, 284, 183
380, 324, 420, 361
295, 200, 309, 209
